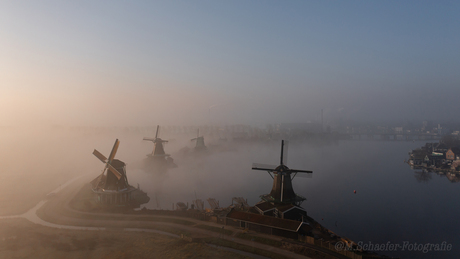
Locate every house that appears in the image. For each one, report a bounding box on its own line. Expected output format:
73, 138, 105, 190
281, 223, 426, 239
410, 149, 427, 165
225, 209, 312, 239
423, 155, 431, 166
446, 149, 455, 160
430, 153, 445, 167
273, 204, 308, 222
446, 147, 460, 161
435, 142, 449, 152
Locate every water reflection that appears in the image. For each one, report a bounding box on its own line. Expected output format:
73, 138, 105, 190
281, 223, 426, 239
413, 170, 432, 183
412, 168, 460, 183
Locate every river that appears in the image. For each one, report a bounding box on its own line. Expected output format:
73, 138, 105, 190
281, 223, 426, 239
130, 139, 459, 258
291, 140, 458, 259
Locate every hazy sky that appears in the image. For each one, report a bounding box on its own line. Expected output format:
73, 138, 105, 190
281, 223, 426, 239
1, 1, 459, 127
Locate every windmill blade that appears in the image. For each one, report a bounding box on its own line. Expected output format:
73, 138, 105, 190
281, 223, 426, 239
191, 138, 197, 141
143, 137, 155, 141
155, 125, 160, 139
93, 149, 107, 163
107, 164, 122, 180
252, 163, 277, 171
252, 167, 275, 172
291, 169, 313, 174
107, 139, 120, 163
280, 140, 285, 165
283, 140, 289, 165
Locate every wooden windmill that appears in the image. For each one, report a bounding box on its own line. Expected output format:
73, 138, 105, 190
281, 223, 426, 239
191, 129, 206, 150
91, 139, 129, 191
143, 125, 177, 169
143, 125, 170, 158
252, 140, 312, 206
89, 139, 140, 206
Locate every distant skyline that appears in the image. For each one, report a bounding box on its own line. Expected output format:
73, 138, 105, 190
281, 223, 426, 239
1, 1, 459, 127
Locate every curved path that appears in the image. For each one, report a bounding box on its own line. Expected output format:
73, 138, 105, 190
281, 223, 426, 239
0, 175, 313, 259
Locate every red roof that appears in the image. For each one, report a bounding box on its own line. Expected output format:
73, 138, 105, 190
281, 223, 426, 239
254, 201, 276, 212
276, 204, 306, 213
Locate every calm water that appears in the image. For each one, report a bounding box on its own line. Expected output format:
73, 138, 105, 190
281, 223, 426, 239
289, 140, 459, 259
130, 139, 459, 259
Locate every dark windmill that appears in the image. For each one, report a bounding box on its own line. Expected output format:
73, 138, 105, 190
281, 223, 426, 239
191, 129, 206, 150
252, 140, 312, 221
143, 125, 176, 169
144, 125, 169, 158
90, 139, 135, 205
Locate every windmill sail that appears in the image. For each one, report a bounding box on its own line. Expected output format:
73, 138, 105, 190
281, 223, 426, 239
252, 163, 278, 171
108, 164, 122, 179
93, 149, 107, 163
107, 139, 119, 162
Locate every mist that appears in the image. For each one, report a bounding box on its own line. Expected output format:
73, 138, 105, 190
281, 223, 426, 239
0, 127, 279, 213
2, 2, 460, 258
0, 120, 338, 209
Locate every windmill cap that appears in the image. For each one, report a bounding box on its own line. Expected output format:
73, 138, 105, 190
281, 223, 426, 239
110, 159, 126, 169
274, 164, 290, 172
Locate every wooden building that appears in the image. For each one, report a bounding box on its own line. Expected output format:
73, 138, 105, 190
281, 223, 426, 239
225, 209, 312, 239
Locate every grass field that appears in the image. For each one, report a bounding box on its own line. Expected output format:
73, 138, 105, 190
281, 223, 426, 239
201, 237, 290, 259
0, 218, 251, 259
236, 233, 282, 247
195, 224, 234, 235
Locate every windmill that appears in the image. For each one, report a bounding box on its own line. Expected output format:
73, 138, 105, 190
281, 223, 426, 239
90, 139, 136, 205
191, 129, 206, 150
91, 139, 129, 191
143, 125, 170, 158
143, 125, 177, 169
252, 140, 312, 207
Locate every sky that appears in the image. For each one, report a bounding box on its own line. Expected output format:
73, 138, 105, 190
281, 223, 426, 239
1, 1, 459, 127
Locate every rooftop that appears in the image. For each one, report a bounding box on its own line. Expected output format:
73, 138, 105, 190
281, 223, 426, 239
226, 209, 308, 232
